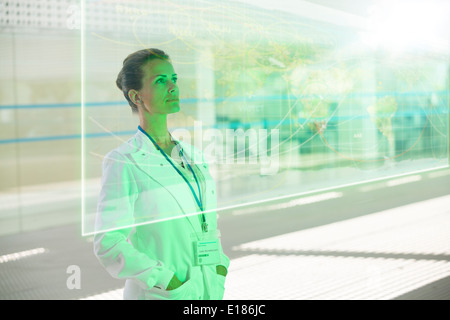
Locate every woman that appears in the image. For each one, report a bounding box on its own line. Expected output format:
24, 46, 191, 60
93, 48, 229, 300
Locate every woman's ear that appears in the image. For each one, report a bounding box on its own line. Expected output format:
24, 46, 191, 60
128, 89, 142, 106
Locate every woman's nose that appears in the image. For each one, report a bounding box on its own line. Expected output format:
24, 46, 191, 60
168, 82, 177, 93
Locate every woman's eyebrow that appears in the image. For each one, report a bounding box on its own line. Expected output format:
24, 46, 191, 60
153, 74, 178, 78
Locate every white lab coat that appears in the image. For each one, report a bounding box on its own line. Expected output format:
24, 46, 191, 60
93, 129, 230, 300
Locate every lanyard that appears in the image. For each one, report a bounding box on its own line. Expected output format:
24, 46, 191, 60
138, 126, 208, 232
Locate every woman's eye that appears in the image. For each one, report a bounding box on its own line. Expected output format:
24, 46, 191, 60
156, 78, 166, 84
172, 78, 178, 83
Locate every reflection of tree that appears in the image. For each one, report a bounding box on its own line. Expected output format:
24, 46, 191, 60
290, 64, 353, 135
214, 42, 318, 98
300, 95, 330, 133
367, 96, 398, 144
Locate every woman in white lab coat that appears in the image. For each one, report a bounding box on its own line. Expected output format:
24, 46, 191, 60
93, 48, 229, 300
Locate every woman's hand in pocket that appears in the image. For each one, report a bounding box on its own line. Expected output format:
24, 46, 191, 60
166, 274, 183, 290
216, 265, 227, 277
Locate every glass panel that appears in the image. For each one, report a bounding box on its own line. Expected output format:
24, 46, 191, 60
81, 0, 449, 235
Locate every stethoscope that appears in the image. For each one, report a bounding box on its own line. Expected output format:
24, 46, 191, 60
138, 126, 208, 233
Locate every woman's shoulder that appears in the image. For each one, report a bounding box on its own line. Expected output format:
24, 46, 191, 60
104, 132, 144, 160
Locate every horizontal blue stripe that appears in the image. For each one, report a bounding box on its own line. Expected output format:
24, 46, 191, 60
0, 90, 447, 110
0, 101, 127, 110
1, 109, 448, 145
0, 130, 137, 145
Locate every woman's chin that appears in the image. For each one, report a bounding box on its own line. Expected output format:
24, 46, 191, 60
169, 104, 181, 113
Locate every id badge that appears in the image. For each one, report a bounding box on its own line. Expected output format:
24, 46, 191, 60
192, 230, 222, 266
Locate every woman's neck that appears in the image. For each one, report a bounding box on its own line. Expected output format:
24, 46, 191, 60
140, 114, 172, 147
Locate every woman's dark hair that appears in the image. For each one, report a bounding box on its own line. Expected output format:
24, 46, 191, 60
116, 48, 170, 113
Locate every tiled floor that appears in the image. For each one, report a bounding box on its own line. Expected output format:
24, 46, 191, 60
80, 195, 450, 300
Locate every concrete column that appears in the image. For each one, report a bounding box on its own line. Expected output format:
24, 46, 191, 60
195, 46, 216, 129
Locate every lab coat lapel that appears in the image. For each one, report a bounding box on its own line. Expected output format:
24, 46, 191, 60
129, 131, 204, 230
177, 139, 217, 227
175, 139, 210, 229
128, 131, 171, 182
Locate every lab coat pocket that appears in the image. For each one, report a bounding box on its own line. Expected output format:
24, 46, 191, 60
165, 280, 193, 300
148, 270, 202, 300
147, 281, 191, 300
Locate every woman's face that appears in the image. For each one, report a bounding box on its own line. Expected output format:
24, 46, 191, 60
135, 59, 180, 115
